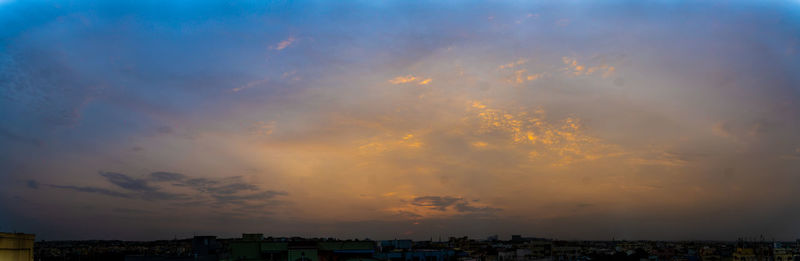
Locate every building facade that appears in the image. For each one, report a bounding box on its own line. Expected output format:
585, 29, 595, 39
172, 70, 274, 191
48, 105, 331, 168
0, 232, 35, 261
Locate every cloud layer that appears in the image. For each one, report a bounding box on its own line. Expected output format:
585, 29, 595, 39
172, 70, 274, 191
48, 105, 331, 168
1, 0, 800, 240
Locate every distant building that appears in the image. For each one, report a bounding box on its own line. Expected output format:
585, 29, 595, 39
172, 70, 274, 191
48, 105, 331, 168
380, 240, 412, 252
193, 236, 222, 261
0, 232, 34, 261
374, 249, 457, 261
772, 242, 794, 261
732, 239, 774, 261
226, 235, 377, 261
244, 234, 266, 241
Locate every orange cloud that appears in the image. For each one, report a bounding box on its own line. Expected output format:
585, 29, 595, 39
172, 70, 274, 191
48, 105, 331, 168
561, 56, 615, 78
418, 78, 432, 85
389, 75, 432, 85
497, 58, 546, 84
470, 101, 616, 166
471, 141, 489, 148
498, 58, 529, 70
508, 69, 545, 84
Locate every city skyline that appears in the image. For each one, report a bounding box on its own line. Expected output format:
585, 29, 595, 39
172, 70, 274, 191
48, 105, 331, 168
1, 1, 800, 241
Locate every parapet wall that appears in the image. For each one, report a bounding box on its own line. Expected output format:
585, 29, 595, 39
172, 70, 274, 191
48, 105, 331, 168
0, 233, 35, 261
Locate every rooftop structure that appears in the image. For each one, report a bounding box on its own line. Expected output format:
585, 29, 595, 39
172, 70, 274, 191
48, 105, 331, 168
0, 232, 35, 261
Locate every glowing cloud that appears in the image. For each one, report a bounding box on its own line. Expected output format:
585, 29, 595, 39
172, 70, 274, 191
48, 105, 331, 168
498, 58, 529, 70
470, 101, 616, 166
561, 56, 615, 78
389, 75, 432, 85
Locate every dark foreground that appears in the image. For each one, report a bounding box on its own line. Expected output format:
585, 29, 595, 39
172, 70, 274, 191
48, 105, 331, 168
30, 234, 800, 261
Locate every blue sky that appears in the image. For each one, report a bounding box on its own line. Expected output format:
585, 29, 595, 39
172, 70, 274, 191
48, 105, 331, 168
1, 0, 800, 240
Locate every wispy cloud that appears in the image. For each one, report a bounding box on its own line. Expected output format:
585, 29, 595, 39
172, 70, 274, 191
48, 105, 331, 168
232, 78, 269, 92
149, 171, 186, 182
411, 196, 461, 211
100, 171, 157, 192
469, 101, 615, 166
388, 75, 432, 85
47, 171, 288, 206
497, 58, 546, 84
411, 196, 501, 214
507, 69, 546, 84
515, 13, 539, 24
561, 56, 615, 78
49, 184, 133, 199
498, 58, 528, 70
272, 36, 296, 50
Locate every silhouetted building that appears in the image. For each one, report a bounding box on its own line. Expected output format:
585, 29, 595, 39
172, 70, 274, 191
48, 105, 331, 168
227, 236, 376, 261
380, 240, 412, 252
193, 236, 221, 261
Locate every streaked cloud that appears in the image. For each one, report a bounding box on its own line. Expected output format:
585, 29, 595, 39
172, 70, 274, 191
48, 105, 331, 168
515, 13, 539, 24
232, 78, 269, 92
561, 56, 615, 78
498, 58, 528, 70
272, 36, 296, 50
45, 171, 288, 206
404, 196, 501, 217
388, 75, 432, 85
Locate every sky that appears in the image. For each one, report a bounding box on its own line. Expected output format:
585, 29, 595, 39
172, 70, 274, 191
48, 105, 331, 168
1, 0, 800, 241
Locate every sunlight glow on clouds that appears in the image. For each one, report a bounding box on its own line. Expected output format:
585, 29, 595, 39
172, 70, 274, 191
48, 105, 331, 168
1, 0, 799, 241
561, 57, 615, 78
389, 75, 433, 85
470, 101, 613, 166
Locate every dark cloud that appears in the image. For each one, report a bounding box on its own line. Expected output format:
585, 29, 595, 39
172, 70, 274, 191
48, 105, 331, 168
111, 208, 153, 214
411, 196, 499, 214
45, 171, 287, 207
453, 202, 501, 213
139, 190, 188, 201
100, 172, 157, 192
47, 182, 182, 201
26, 180, 38, 189
206, 183, 259, 195
49, 185, 132, 199
412, 196, 462, 211
181, 178, 219, 189
395, 210, 422, 219
0, 128, 43, 147
211, 190, 288, 202
148, 171, 186, 182
157, 126, 173, 134
94, 172, 190, 201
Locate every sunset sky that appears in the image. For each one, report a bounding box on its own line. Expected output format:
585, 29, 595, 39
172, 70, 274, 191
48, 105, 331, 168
1, 0, 800, 241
